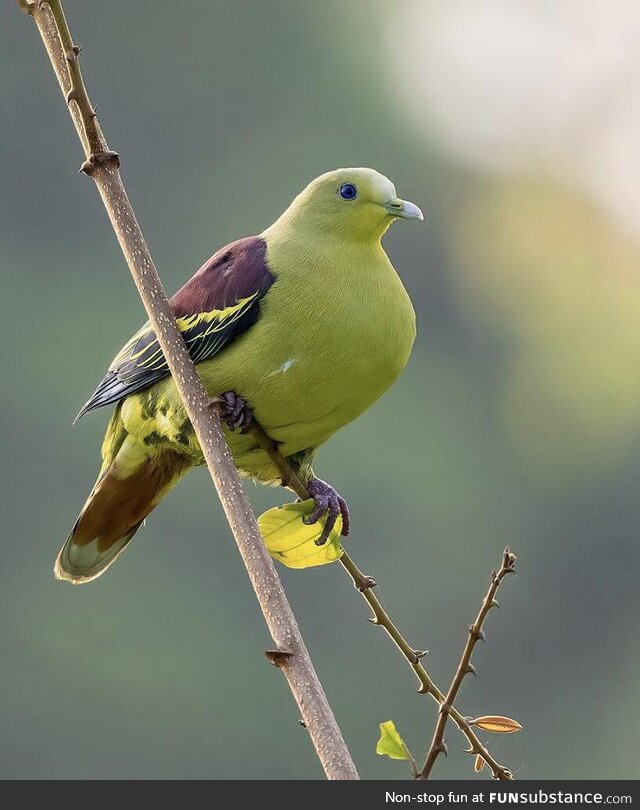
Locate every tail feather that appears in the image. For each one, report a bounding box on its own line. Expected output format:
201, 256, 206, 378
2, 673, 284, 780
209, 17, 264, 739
54, 517, 144, 585
55, 449, 190, 585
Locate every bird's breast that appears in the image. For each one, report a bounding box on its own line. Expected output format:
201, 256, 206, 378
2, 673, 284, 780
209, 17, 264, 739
221, 243, 416, 451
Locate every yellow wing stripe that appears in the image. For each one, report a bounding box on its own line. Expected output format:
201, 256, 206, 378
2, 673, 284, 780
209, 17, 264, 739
110, 294, 258, 371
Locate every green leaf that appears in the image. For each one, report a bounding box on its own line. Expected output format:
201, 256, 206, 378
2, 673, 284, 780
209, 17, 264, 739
376, 720, 411, 761
258, 499, 343, 569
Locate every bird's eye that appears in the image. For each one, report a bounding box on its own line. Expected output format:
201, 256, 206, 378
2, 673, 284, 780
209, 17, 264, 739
339, 183, 358, 200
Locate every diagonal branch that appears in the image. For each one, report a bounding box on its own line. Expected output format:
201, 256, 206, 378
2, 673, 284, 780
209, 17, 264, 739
247, 422, 516, 780
20, 0, 358, 781
418, 549, 517, 780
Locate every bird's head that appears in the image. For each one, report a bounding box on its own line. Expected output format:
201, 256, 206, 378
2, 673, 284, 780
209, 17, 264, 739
268, 168, 424, 243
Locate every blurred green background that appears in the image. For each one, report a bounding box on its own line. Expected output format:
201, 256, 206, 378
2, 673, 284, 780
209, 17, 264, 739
2, 0, 640, 780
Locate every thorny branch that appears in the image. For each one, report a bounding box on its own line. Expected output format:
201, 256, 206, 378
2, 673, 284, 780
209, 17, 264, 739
418, 550, 517, 780
247, 422, 517, 780
20, 0, 358, 781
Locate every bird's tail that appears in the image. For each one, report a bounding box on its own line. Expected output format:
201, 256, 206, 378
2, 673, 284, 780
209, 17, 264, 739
55, 444, 191, 585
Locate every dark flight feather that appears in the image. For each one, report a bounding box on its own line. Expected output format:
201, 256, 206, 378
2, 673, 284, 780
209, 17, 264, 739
76, 237, 274, 420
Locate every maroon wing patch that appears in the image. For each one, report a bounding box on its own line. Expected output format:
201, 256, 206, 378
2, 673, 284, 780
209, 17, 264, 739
76, 236, 275, 418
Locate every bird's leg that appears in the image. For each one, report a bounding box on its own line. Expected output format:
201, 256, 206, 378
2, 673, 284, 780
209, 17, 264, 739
214, 391, 254, 432
303, 477, 351, 545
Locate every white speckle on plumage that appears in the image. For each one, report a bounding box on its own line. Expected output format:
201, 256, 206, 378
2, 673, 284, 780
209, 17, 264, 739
268, 358, 296, 377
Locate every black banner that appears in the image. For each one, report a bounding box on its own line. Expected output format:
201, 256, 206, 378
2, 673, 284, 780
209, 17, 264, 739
1, 779, 637, 807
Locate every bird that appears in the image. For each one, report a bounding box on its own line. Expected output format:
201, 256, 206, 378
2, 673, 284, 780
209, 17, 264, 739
55, 167, 422, 584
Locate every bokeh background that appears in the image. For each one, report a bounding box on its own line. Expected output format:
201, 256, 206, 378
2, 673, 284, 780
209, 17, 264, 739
2, 0, 639, 780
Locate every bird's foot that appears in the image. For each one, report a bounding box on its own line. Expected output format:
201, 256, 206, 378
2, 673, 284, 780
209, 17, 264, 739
214, 391, 254, 432
303, 477, 351, 545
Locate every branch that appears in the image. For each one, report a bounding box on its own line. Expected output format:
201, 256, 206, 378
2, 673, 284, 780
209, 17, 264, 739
418, 549, 517, 780
20, 0, 358, 781
247, 422, 516, 780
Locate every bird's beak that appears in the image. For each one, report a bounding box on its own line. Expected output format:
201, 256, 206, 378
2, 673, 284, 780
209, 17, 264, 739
383, 197, 424, 221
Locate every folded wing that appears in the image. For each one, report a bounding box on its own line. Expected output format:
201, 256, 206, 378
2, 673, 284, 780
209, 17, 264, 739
76, 236, 274, 419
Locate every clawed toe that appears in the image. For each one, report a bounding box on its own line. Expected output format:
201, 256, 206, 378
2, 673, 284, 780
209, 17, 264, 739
302, 477, 350, 545
216, 391, 253, 432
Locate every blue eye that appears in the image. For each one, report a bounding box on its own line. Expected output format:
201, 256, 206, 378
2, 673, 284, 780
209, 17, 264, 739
339, 183, 357, 200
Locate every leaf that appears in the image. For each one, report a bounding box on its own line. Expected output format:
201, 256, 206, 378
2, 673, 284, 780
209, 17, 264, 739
471, 715, 523, 734
474, 754, 485, 773
258, 499, 343, 569
376, 720, 411, 761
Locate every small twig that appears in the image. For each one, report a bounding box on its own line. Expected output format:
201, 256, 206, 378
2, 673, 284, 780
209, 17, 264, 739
20, 0, 358, 780
417, 549, 517, 780
247, 422, 515, 780
47, 0, 105, 162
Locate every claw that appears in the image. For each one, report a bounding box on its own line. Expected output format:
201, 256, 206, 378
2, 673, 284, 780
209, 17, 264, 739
302, 477, 350, 545
337, 494, 350, 535
215, 391, 253, 432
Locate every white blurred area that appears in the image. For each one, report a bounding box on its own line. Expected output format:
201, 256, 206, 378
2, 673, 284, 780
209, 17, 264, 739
385, 1, 640, 481
388, 0, 640, 242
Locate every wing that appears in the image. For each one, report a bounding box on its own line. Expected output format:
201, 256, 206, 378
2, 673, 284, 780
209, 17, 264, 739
76, 236, 274, 420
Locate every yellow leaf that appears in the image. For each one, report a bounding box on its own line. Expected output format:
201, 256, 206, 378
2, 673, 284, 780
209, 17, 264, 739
474, 754, 485, 773
471, 715, 523, 734
376, 720, 411, 761
258, 499, 343, 569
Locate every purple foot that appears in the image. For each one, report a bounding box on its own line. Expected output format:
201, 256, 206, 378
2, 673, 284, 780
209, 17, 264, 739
303, 477, 351, 546
216, 391, 253, 432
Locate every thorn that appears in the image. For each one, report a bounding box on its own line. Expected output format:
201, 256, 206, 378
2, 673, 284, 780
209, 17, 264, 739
367, 615, 381, 625
79, 150, 120, 176
298, 719, 307, 729
413, 649, 429, 660
97, 149, 120, 167
24, 0, 47, 15
416, 683, 430, 694
463, 745, 475, 754
436, 742, 448, 757
65, 47, 81, 63
465, 663, 477, 678
490, 599, 501, 610
358, 575, 376, 592
264, 648, 293, 668
18, 1, 36, 16
469, 626, 485, 642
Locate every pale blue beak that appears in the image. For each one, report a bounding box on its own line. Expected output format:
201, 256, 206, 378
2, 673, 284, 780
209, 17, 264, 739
384, 197, 424, 221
